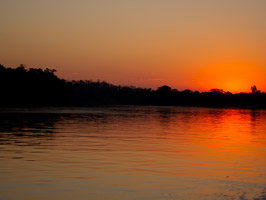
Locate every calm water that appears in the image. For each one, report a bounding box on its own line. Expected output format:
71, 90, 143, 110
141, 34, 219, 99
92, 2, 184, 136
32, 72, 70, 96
1, 106, 266, 200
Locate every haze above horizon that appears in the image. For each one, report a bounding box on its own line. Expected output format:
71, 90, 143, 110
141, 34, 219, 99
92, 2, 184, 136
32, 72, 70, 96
1, 0, 266, 93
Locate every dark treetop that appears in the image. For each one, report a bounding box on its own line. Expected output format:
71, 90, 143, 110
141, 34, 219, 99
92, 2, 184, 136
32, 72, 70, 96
0, 64, 265, 108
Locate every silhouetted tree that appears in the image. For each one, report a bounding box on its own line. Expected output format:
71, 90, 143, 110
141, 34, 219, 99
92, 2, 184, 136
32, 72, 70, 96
157, 85, 172, 93
251, 85, 258, 93
210, 89, 224, 94
251, 85, 261, 94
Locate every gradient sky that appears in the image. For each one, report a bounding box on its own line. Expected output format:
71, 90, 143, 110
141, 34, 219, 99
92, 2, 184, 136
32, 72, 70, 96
1, 0, 266, 92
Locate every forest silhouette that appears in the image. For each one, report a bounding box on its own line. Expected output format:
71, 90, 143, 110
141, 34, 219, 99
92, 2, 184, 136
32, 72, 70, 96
0, 64, 265, 108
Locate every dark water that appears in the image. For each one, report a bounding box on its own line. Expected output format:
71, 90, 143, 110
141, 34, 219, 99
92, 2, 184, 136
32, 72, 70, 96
1, 106, 266, 200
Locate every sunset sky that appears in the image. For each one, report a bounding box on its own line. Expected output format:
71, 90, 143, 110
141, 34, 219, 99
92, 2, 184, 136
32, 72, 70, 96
1, 0, 266, 93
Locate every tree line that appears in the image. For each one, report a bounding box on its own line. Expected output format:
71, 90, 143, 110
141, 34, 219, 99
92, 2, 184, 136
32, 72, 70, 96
0, 64, 265, 108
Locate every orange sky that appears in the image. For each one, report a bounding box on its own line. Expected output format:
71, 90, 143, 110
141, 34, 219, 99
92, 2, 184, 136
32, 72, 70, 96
0, 0, 266, 93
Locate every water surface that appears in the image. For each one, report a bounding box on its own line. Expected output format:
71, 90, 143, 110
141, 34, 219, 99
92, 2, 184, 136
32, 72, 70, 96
1, 106, 266, 200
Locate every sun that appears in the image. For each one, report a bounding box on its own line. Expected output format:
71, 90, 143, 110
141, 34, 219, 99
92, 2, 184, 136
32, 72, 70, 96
194, 62, 264, 93
222, 81, 244, 94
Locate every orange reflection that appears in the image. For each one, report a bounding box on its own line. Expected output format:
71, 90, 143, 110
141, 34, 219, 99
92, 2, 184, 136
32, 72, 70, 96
1, 107, 266, 200
156, 108, 266, 185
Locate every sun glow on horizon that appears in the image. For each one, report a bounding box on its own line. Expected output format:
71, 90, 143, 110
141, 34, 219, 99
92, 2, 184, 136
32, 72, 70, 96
193, 62, 265, 93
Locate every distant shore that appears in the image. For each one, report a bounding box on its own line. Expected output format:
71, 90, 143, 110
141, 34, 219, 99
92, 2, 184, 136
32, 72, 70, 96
1, 64, 266, 108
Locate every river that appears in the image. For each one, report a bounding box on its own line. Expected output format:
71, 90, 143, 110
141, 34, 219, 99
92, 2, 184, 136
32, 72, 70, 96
1, 106, 266, 200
